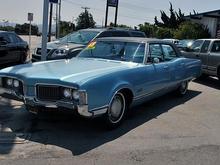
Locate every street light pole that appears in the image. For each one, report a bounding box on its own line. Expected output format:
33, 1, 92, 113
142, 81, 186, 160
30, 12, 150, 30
114, 0, 119, 27
105, 1, 108, 27
48, 3, 53, 42
41, 0, 49, 61
57, 0, 61, 38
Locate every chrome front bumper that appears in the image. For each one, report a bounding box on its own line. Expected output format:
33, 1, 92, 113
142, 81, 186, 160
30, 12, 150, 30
0, 87, 92, 117
0, 87, 107, 118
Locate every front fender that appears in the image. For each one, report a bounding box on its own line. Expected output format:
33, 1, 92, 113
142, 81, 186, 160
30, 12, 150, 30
80, 77, 134, 112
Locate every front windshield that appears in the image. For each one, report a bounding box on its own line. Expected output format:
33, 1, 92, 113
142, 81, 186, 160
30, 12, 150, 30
59, 31, 99, 44
190, 40, 203, 50
179, 40, 193, 47
78, 41, 145, 63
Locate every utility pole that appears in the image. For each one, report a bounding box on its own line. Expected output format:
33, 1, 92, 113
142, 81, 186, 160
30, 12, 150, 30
48, 3, 53, 42
105, 1, 108, 27
57, 0, 61, 39
41, 0, 49, 61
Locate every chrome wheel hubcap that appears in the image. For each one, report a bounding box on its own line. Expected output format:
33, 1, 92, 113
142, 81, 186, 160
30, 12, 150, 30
108, 93, 125, 124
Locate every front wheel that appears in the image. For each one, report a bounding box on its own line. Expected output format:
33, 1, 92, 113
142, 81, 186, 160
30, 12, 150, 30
104, 92, 127, 129
175, 81, 188, 96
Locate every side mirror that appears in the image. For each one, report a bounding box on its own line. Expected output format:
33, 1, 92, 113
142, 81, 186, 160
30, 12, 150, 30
0, 41, 7, 46
153, 57, 160, 64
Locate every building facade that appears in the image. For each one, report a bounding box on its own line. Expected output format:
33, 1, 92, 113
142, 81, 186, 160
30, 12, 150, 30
185, 10, 220, 38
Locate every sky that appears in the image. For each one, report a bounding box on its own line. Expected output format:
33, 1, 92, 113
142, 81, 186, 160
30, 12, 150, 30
0, 0, 220, 27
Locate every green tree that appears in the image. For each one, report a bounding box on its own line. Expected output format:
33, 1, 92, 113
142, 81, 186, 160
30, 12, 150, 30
138, 22, 158, 37
109, 22, 131, 28
15, 23, 39, 35
174, 21, 211, 39
156, 27, 174, 39
0, 26, 15, 31
76, 9, 96, 30
60, 21, 75, 37
155, 2, 184, 29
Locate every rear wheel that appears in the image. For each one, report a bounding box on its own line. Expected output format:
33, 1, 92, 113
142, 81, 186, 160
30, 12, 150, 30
175, 81, 188, 96
104, 92, 127, 129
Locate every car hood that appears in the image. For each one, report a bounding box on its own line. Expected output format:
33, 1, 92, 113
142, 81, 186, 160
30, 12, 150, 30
0, 58, 138, 86
37, 41, 85, 50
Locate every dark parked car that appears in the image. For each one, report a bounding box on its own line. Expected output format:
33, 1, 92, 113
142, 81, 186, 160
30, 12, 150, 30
32, 28, 146, 62
0, 31, 29, 67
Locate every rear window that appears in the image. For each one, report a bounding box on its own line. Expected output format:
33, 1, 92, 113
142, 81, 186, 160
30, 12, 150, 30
97, 31, 130, 38
130, 31, 146, 37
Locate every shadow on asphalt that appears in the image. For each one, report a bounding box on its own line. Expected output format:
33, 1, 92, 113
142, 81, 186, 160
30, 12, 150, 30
194, 77, 220, 90
0, 89, 201, 156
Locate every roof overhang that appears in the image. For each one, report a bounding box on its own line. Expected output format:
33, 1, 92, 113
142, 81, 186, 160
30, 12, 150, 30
185, 9, 220, 20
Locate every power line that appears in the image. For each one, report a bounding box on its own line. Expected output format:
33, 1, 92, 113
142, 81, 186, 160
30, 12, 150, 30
62, 0, 154, 22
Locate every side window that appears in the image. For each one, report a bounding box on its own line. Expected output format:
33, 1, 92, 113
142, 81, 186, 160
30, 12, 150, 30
7, 33, 17, 43
97, 31, 112, 38
211, 41, 220, 53
15, 35, 23, 43
130, 32, 145, 37
161, 44, 177, 61
0, 34, 10, 43
200, 40, 211, 53
149, 44, 163, 63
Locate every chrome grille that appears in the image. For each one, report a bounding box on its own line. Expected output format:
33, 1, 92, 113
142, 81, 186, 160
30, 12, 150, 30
37, 85, 61, 101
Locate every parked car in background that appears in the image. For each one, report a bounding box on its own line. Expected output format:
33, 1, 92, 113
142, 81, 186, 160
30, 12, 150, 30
32, 28, 146, 62
177, 39, 194, 51
182, 39, 220, 80
0, 37, 201, 128
0, 31, 29, 66
163, 39, 179, 45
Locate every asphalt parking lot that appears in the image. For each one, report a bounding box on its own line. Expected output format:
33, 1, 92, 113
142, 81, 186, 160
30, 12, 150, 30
0, 78, 220, 165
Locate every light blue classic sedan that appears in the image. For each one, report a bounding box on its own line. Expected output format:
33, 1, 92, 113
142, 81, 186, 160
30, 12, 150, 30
0, 37, 201, 128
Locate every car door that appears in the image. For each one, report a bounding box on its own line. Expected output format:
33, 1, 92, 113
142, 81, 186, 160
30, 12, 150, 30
199, 40, 211, 71
207, 41, 220, 75
161, 44, 185, 84
147, 43, 172, 92
7, 33, 23, 62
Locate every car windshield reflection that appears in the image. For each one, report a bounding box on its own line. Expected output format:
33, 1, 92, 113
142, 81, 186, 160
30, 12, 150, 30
78, 41, 145, 63
59, 31, 99, 45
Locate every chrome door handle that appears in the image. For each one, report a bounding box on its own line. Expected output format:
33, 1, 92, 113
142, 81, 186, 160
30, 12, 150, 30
163, 65, 169, 69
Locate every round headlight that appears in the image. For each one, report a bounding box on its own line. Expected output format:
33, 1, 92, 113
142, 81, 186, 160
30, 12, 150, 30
13, 80, 20, 88
63, 88, 72, 98
72, 90, 80, 100
6, 79, 13, 86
